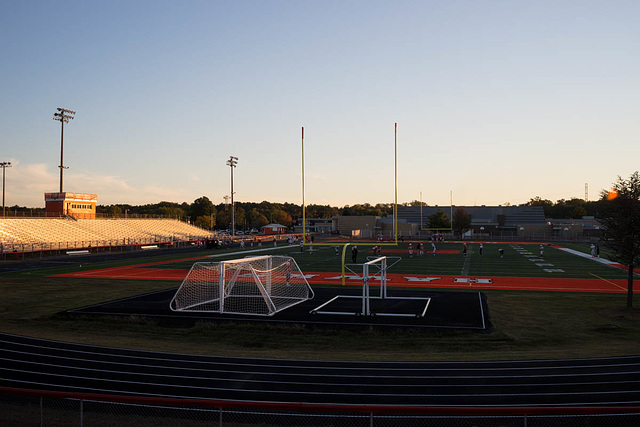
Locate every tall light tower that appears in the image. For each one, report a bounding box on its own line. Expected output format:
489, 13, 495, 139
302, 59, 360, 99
1, 162, 11, 217
226, 156, 238, 236
53, 108, 76, 193
585, 183, 589, 202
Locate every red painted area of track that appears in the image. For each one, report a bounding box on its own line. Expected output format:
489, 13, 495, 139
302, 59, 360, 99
53, 265, 628, 294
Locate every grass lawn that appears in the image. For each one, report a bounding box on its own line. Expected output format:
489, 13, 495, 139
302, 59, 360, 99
1, 242, 639, 361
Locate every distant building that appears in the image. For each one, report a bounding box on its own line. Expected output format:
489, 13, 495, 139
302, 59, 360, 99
397, 205, 547, 238
262, 223, 288, 235
295, 216, 414, 239
44, 192, 97, 219
295, 205, 599, 240
293, 218, 333, 234
332, 216, 378, 238
548, 216, 602, 239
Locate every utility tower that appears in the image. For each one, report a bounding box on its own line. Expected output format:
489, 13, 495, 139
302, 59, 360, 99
1, 162, 11, 217
226, 156, 238, 236
585, 183, 589, 202
53, 108, 76, 192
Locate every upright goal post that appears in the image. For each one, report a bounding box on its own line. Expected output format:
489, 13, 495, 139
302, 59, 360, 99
311, 255, 431, 318
362, 256, 387, 316
419, 190, 453, 233
311, 255, 388, 316
301, 124, 400, 285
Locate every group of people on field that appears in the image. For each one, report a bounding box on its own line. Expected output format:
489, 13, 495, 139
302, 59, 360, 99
407, 241, 437, 257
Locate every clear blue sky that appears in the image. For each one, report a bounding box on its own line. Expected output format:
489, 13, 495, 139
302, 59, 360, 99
2, 1, 639, 209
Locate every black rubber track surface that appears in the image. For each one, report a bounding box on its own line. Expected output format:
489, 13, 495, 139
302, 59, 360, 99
1, 333, 640, 407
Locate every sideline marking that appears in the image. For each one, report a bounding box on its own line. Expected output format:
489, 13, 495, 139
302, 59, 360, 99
461, 248, 471, 275
589, 272, 626, 291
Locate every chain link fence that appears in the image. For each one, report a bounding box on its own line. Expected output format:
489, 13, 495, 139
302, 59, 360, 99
3, 390, 640, 427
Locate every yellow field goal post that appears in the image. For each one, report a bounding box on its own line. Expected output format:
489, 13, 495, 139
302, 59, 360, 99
301, 124, 399, 286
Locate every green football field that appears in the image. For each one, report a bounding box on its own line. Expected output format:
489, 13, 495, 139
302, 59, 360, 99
141, 241, 630, 281
1, 240, 639, 361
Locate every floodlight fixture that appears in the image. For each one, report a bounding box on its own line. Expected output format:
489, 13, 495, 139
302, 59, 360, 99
227, 156, 238, 236
53, 107, 76, 192
1, 161, 11, 217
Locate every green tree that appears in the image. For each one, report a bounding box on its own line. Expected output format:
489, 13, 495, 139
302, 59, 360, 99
525, 196, 554, 217
563, 198, 588, 218
216, 208, 231, 230
234, 206, 246, 230
273, 208, 293, 227
194, 215, 214, 230
305, 204, 338, 219
190, 196, 214, 219
428, 209, 450, 229
598, 172, 640, 308
159, 205, 186, 219
452, 208, 471, 237
245, 208, 261, 227
253, 213, 269, 229
107, 205, 122, 216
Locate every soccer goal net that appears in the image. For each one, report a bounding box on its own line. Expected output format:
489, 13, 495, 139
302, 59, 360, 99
311, 256, 388, 316
170, 255, 314, 316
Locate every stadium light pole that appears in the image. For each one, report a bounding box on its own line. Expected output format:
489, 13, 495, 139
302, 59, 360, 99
53, 108, 76, 193
1, 162, 11, 217
226, 156, 238, 236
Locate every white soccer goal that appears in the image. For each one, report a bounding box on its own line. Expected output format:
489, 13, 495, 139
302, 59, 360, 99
311, 256, 431, 317
311, 256, 388, 316
170, 255, 314, 316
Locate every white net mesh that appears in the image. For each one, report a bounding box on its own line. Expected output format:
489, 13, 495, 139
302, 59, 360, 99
170, 255, 313, 316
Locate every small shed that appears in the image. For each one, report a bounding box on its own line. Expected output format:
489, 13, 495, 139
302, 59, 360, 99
262, 223, 288, 235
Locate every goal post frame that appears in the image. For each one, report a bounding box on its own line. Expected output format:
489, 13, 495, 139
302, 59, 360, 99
419, 190, 453, 232
301, 124, 399, 286
362, 256, 387, 316
170, 255, 313, 316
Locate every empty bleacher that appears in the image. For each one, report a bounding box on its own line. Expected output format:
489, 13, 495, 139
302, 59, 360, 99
0, 218, 214, 254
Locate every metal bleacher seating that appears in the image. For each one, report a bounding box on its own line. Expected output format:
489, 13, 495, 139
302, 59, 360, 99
0, 218, 214, 253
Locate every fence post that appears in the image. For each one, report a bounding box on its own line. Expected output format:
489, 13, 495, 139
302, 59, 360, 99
370, 411, 374, 427
80, 399, 83, 427
40, 396, 43, 427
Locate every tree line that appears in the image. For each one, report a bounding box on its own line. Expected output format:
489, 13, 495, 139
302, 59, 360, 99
2, 194, 620, 229
94, 200, 396, 231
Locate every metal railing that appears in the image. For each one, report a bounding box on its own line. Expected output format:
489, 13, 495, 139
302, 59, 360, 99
2, 388, 640, 427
